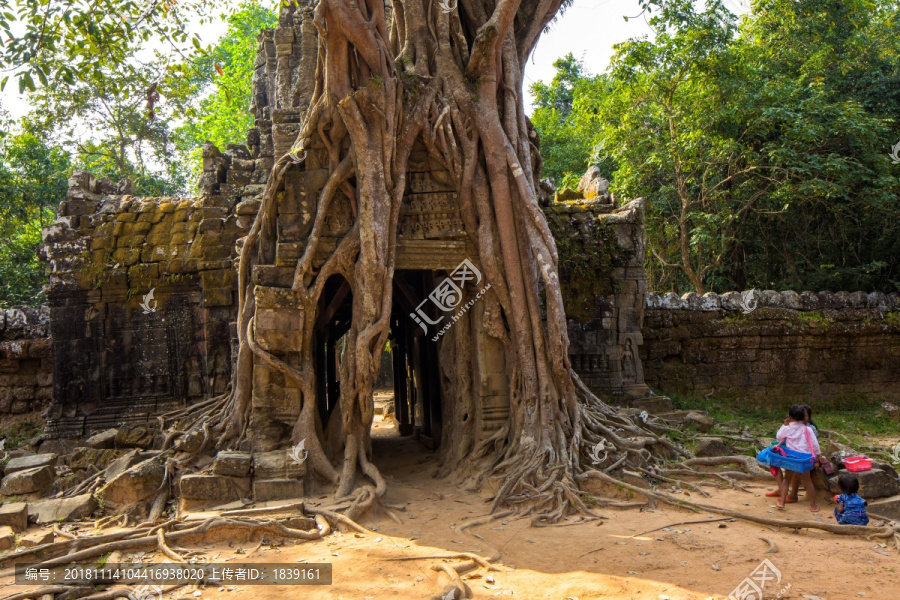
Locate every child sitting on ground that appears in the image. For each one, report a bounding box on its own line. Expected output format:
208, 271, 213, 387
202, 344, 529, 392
834, 473, 869, 525
774, 404, 820, 512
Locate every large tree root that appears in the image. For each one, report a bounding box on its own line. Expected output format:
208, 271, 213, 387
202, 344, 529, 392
580, 470, 900, 547
680, 456, 772, 479
2, 505, 497, 600
0, 506, 377, 600
387, 552, 501, 600
0, 506, 366, 573
108, 0, 877, 538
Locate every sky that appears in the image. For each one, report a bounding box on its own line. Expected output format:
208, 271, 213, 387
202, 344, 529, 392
0, 0, 750, 121
523, 0, 750, 110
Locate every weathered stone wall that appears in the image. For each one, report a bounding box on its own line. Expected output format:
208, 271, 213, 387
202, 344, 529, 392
548, 198, 654, 404
38, 171, 246, 437
0, 306, 52, 415
641, 290, 900, 404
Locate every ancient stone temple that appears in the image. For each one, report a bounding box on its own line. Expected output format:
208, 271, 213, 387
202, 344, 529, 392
38, 0, 656, 445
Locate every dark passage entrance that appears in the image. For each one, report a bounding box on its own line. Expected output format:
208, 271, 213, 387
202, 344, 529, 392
389, 271, 443, 449
314, 271, 442, 450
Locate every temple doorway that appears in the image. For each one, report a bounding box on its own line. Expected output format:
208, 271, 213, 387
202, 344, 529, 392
314, 271, 443, 453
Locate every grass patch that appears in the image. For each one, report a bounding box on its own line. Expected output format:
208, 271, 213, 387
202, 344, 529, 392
669, 393, 899, 452
0, 415, 42, 448
795, 311, 834, 326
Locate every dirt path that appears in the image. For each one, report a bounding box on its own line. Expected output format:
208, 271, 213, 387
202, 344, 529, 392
2, 419, 896, 600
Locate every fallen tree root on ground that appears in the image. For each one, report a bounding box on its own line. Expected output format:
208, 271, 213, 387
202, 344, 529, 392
1, 507, 496, 600
0, 506, 371, 600
422, 553, 500, 600
678, 456, 772, 479
579, 470, 900, 549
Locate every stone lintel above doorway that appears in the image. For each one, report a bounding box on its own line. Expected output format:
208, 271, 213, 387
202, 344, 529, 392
394, 239, 478, 271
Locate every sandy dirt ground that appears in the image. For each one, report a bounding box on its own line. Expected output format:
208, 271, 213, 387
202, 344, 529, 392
2, 417, 897, 600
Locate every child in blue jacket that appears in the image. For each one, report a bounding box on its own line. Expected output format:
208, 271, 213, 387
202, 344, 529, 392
833, 473, 869, 526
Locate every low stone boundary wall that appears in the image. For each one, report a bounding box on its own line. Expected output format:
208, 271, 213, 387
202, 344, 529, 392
0, 307, 52, 415
11, 285, 900, 424
641, 290, 900, 405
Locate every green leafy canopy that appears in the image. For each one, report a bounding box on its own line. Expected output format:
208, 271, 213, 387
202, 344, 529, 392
531, 0, 900, 294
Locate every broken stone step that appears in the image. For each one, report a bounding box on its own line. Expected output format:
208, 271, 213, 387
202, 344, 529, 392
0, 502, 28, 532
656, 411, 696, 424
629, 396, 674, 414
684, 412, 716, 432
180, 474, 251, 502
0, 466, 55, 495
28, 494, 98, 524
101, 449, 145, 481
96, 456, 166, 509
70, 448, 128, 471
824, 441, 857, 468
4, 453, 58, 475
37, 439, 77, 457
869, 495, 900, 520
695, 437, 729, 457
212, 452, 252, 477
252, 450, 307, 480
18, 530, 54, 547
114, 426, 157, 449
0, 526, 15, 551
84, 428, 119, 449
6, 450, 33, 460
826, 467, 900, 499
253, 479, 304, 502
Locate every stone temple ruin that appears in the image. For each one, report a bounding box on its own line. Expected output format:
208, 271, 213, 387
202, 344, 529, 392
37, 1, 655, 465
2, 0, 898, 518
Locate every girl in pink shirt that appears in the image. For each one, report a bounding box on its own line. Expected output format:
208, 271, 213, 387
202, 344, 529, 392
774, 404, 820, 512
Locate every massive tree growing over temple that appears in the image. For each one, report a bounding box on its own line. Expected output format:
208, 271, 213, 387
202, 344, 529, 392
160, 0, 685, 523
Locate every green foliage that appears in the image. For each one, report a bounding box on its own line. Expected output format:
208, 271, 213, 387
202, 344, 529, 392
0, 0, 222, 93
172, 3, 277, 180
532, 0, 900, 295
21, 40, 191, 195
18, 4, 276, 196
795, 311, 835, 326
0, 0, 275, 201
0, 126, 70, 307
529, 54, 615, 187
0, 4, 274, 306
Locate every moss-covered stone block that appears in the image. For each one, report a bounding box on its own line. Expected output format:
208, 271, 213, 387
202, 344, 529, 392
199, 218, 222, 233
127, 263, 159, 281
202, 286, 234, 307
201, 269, 236, 289
112, 247, 142, 266
545, 207, 620, 322
90, 236, 114, 251
554, 188, 582, 202
115, 235, 145, 249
